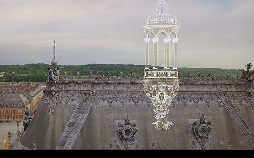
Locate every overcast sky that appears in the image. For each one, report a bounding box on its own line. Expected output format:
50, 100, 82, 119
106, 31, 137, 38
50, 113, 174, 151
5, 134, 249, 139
0, 0, 253, 69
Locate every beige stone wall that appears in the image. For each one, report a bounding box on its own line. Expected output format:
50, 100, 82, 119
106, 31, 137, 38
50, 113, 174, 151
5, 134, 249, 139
29, 91, 44, 115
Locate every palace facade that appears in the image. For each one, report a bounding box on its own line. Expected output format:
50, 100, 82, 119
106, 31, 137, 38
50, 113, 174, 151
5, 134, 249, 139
0, 82, 45, 121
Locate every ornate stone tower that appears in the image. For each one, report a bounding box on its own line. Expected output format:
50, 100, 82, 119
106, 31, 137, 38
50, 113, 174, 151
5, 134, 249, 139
46, 40, 60, 114
143, 0, 180, 130
47, 40, 60, 84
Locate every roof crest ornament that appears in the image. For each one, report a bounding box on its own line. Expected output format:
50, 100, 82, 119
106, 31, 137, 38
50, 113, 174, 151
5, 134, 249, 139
51, 40, 57, 66
147, 0, 177, 25
53, 40, 56, 59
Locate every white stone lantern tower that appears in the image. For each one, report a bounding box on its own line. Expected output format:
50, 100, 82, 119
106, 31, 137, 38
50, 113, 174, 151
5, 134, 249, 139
143, 0, 180, 130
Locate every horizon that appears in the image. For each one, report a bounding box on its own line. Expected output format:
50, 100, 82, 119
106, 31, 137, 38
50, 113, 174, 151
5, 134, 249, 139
0, 0, 253, 69
0, 62, 248, 70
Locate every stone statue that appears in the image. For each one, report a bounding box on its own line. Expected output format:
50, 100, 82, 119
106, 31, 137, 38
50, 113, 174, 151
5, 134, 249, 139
240, 63, 254, 88
16, 120, 21, 129
151, 142, 156, 150
8, 131, 12, 139
23, 108, 33, 132
47, 64, 60, 83
246, 63, 253, 72
32, 140, 36, 150
16, 129, 21, 141
76, 72, 80, 77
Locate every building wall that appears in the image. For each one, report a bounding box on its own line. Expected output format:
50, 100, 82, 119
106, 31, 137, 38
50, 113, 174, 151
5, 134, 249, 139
0, 82, 45, 120
29, 91, 44, 115
0, 108, 25, 121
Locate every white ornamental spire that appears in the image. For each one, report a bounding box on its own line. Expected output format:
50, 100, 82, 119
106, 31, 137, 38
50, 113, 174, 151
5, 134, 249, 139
147, 0, 177, 25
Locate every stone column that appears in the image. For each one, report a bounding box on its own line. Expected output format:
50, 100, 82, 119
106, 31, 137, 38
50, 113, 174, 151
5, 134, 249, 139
144, 38, 150, 69
163, 37, 171, 69
152, 37, 159, 69
172, 38, 179, 69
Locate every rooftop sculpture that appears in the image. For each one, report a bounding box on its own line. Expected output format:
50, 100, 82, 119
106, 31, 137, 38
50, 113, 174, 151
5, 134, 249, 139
143, 0, 180, 130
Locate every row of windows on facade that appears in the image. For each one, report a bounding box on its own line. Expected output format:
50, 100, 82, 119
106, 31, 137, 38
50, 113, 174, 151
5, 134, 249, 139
0, 109, 25, 115
0, 115, 24, 120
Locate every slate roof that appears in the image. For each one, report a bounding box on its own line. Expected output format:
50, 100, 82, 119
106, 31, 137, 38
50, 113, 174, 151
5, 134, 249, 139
0, 94, 26, 108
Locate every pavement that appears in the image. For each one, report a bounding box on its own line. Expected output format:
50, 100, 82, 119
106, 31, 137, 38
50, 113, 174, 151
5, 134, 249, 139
0, 121, 18, 148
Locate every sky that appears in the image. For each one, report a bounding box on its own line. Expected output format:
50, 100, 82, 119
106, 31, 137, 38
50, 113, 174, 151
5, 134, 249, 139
0, 0, 253, 69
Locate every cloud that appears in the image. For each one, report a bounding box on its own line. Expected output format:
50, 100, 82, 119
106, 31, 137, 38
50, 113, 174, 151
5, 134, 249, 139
0, 0, 253, 69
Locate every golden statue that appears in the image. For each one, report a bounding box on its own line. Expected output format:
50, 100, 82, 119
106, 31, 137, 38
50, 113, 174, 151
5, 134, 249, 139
2, 139, 9, 150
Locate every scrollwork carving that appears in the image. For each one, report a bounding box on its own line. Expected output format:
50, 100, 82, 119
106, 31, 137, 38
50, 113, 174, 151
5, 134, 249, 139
192, 114, 212, 150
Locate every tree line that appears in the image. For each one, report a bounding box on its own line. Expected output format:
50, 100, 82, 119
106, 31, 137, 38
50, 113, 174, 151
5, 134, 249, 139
0, 63, 243, 82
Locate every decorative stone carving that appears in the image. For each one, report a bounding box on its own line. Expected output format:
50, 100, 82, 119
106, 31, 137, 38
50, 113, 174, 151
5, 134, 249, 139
191, 114, 212, 150
47, 64, 60, 83
147, 0, 177, 25
143, 78, 179, 130
115, 115, 138, 150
